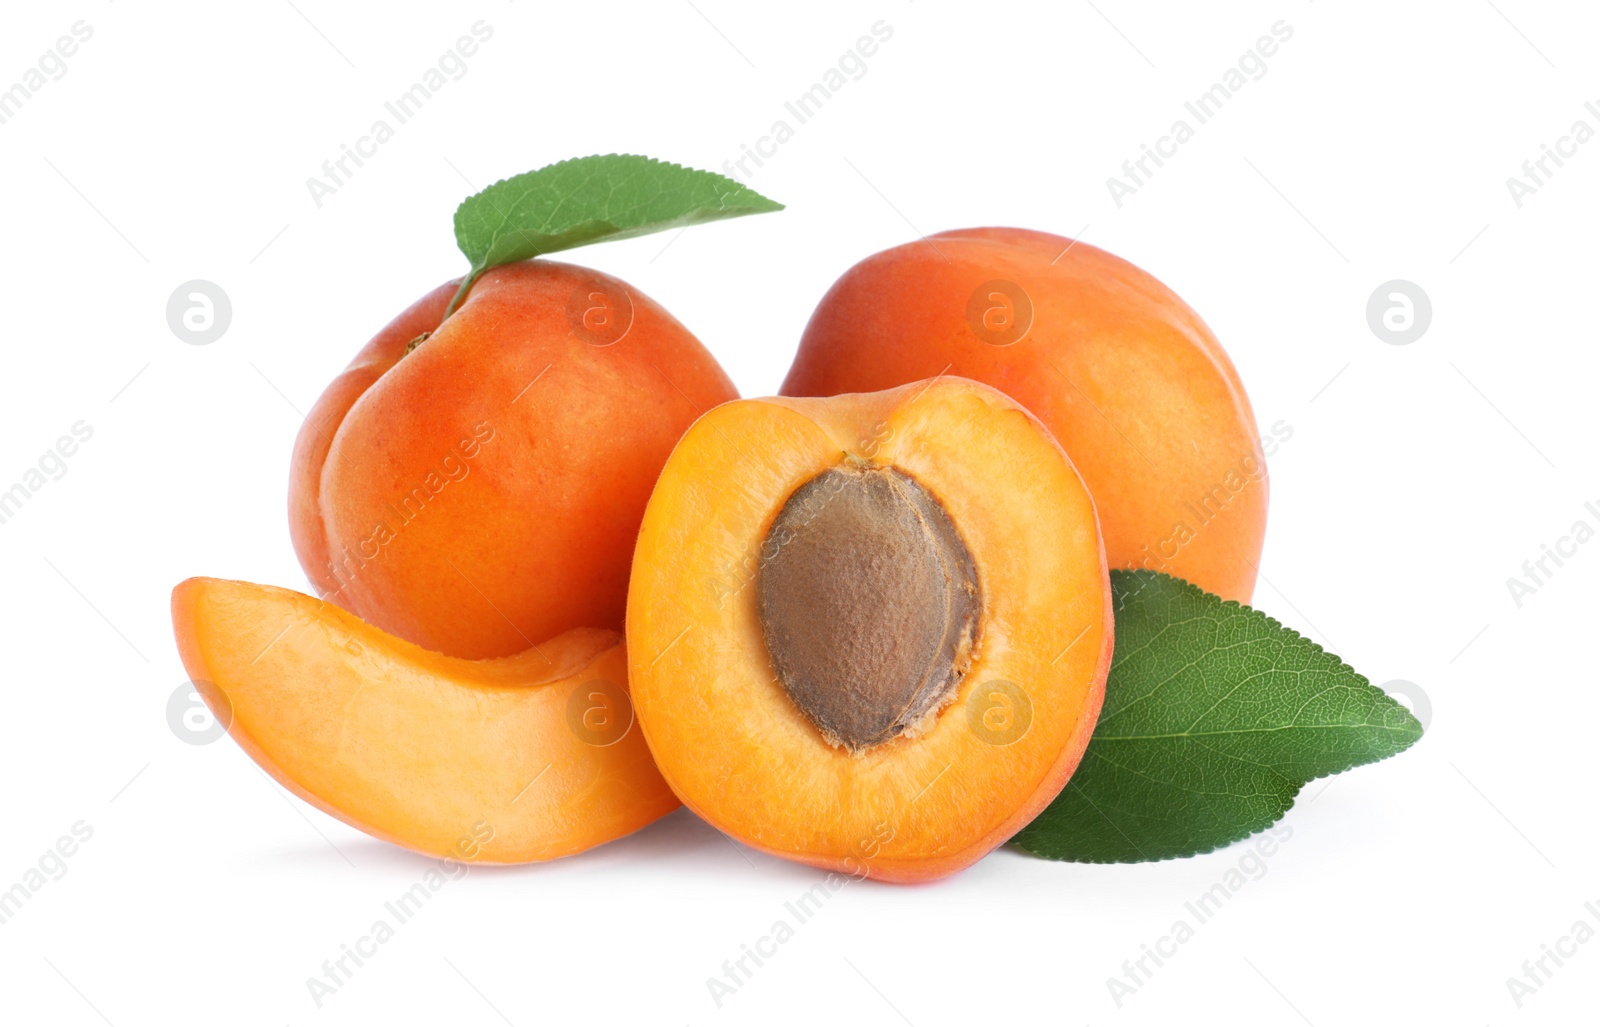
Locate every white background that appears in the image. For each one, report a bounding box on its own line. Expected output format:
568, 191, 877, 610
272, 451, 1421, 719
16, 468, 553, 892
1, 1, 1595, 1024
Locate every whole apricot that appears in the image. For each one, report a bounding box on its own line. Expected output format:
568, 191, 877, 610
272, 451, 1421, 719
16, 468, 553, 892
290, 260, 738, 658
782, 228, 1267, 603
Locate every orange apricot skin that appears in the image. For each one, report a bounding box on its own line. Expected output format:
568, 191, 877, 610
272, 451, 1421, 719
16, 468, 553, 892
782, 228, 1267, 603
628, 379, 1114, 883
172, 577, 678, 863
290, 260, 738, 659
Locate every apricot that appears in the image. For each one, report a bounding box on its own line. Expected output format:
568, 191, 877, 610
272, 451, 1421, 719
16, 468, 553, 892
782, 227, 1267, 603
290, 259, 738, 659
627, 378, 1113, 882
172, 577, 678, 862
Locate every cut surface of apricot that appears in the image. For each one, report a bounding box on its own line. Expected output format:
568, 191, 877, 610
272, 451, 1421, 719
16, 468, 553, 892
627, 377, 1113, 882
173, 577, 677, 863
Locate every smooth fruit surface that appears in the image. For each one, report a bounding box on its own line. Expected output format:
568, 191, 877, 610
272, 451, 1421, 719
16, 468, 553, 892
172, 577, 678, 862
290, 259, 738, 659
627, 378, 1113, 882
782, 227, 1266, 603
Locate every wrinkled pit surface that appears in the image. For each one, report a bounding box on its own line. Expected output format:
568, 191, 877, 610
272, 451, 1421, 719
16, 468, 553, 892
756, 464, 980, 753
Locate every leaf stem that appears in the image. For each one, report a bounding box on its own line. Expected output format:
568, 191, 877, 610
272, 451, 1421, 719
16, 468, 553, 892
442, 267, 485, 322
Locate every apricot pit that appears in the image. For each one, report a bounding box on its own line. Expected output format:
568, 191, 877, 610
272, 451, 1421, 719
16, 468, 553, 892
757, 465, 979, 752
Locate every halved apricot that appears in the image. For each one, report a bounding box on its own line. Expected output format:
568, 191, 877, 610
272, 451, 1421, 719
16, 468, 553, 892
173, 577, 678, 862
627, 378, 1113, 882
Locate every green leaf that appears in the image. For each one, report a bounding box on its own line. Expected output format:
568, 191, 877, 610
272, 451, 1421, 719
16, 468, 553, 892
1013, 570, 1422, 864
452, 153, 782, 281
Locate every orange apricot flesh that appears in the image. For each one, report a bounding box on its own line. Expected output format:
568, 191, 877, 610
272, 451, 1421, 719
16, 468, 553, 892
627, 377, 1113, 883
172, 577, 678, 862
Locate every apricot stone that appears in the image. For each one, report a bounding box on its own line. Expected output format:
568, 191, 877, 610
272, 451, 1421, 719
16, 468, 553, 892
758, 465, 979, 752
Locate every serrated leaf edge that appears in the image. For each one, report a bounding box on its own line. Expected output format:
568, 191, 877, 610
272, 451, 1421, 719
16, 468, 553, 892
452, 153, 783, 270
1010, 569, 1423, 864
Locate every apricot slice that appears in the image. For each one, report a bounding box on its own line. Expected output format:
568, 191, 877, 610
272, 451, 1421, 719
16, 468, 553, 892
782, 228, 1268, 603
627, 377, 1113, 882
172, 577, 678, 862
